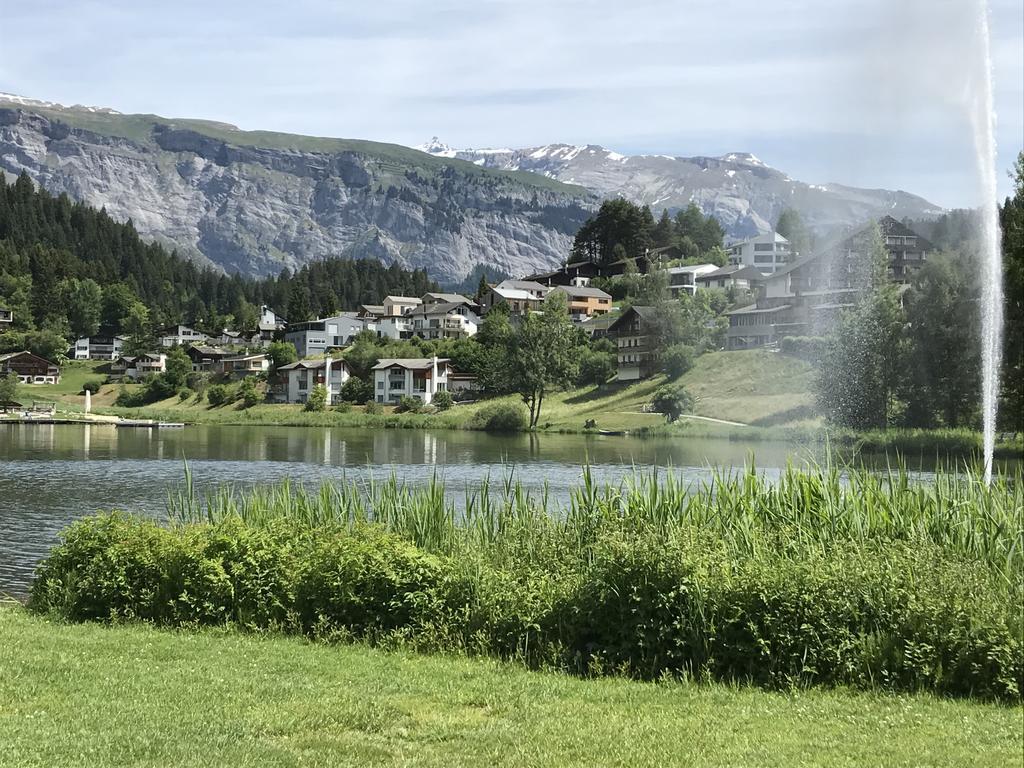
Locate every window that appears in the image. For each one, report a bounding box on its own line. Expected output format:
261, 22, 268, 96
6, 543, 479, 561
377, 380, 384, 390
754, 243, 774, 252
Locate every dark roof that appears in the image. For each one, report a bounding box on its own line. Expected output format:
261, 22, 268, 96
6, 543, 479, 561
371, 358, 450, 371
697, 265, 766, 282
553, 285, 613, 299
606, 305, 656, 333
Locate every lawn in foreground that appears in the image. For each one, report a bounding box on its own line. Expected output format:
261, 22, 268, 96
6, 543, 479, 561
0, 608, 1018, 768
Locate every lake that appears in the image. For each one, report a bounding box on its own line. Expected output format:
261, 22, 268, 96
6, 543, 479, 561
0, 421, 963, 597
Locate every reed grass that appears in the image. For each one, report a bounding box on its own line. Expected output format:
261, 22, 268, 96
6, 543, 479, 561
168, 460, 1024, 578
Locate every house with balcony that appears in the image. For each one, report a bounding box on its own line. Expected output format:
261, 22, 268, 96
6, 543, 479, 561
551, 285, 613, 319
0, 307, 12, 327
372, 357, 451, 404
695, 264, 767, 292
723, 216, 929, 350
217, 353, 270, 378
607, 306, 657, 381
406, 302, 481, 340
285, 313, 367, 357
666, 264, 719, 298
275, 358, 350, 404
0, 351, 61, 384
158, 324, 209, 348
71, 335, 125, 360
727, 232, 793, 273
111, 352, 167, 381
186, 345, 231, 372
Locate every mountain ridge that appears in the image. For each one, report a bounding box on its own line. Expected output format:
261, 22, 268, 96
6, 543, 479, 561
0, 95, 594, 282
414, 138, 946, 240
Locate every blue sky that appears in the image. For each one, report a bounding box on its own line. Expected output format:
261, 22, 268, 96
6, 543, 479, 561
1, 0, 1020, 208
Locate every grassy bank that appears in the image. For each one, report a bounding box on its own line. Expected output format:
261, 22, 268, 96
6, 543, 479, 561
2, 607, 1018, 768
30, 465, 1024, 701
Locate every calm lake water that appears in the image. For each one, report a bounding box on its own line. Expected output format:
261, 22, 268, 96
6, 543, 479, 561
0, 421, 972, 598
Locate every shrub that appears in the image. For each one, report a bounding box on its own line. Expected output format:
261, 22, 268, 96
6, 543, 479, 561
239, 377, 263, 408
469, 402, 528, 432
334, 401, 352, 414
206, 384, 230, 407
650, 385, 694, 422
82, 379, 103, 395
661, 344, 695, 379
780, 335, 826, 361
395, 395, 423, 414
576, 348, 616, 387
177, 388, 192, 402
304, 384, 328, 412
432, 390, 454, 411
364, 400, 383, 415
340, 377, 373, 404
114, 385, 148, 408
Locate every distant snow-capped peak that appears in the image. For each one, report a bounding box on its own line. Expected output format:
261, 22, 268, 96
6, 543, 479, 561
0, 92, 121, 114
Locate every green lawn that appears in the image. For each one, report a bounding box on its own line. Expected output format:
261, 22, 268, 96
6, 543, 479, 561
0, 607, 1018, 768
14, 360, 107, 401
35, 351, 816, 433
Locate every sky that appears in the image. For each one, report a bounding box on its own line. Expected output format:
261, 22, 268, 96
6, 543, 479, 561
1, 0, 1021, 209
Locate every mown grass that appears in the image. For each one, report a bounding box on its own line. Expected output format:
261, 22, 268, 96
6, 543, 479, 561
12, 360, 106, 401
1, 606, 1018, 768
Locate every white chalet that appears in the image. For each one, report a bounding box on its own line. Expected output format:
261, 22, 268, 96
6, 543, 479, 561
372, 357, 450, 405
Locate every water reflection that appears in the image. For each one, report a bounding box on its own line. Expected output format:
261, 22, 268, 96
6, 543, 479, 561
1, 422, 998, 598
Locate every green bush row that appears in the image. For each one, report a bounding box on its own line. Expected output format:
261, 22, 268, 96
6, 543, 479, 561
30, 514, 1022, 701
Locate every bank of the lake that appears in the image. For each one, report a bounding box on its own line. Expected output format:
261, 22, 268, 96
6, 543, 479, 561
1, 607, 1017, 768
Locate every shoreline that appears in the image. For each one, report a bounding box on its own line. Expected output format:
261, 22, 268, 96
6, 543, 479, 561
9, 402, 1021, 460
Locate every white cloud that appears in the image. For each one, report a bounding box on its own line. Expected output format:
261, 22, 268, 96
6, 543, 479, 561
0, 0, 1020, 207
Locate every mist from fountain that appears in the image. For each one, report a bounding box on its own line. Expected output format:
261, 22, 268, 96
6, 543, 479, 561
970, 0, 1003, 484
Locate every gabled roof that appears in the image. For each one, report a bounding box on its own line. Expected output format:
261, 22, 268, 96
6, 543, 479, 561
188, 344, 230, 357
278, 357, 348, 372
607, 305, 656, 333
552, 285, 612, 299
407, 302, 474, 318
422, 292, 474, 304
489, 286, 538, 301
696, 264, 767, 282
384, 295, 423, 305
0, 350, 60, 367
496, 279, 550, 293
371, 358, 450, 371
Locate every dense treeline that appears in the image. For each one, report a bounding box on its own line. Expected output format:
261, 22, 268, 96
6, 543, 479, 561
0, 172, 436, 353
571, 199, 727, 265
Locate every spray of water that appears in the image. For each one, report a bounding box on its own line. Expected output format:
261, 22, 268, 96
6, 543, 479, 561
970, 0, 1003, 484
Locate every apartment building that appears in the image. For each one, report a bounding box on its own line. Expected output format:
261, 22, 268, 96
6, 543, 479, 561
372, 357, 451, 404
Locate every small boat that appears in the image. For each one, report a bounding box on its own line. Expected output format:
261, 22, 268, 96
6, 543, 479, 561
597, 429, 627, 436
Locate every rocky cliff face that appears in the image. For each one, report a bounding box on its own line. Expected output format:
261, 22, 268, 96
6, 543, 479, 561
0, 100, 594, 282
418, 139, 946, 239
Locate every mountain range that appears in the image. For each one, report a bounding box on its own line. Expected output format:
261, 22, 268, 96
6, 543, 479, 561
0, 94, 944, 282
417, 138, 946, 241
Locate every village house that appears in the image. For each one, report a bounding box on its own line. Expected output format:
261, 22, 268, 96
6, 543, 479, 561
383, 296, 422, 317
159, 324, 208, 348
358, 304, 385, 320
111, 352, 167, 381
406, 301, 481, 340
723, 217, 932, 350
217, 353, 270, 378
0, 351, 61, 384
550, 285, 613, 319
695, 264, 767, 292
421, 292, 476, 307
0, 307, 12, 327
666, 264, 720, 298
71, 335, 125, 360
374, 314, 413, 341
186, 345, 231, 373
258, 305, 286, 335
372, 357, 451, 405
285, 313, 366, 357
526, 254, 655, 286
606, 306, 657, 381
275, 358, 350, 404
727, 232, 793, 273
